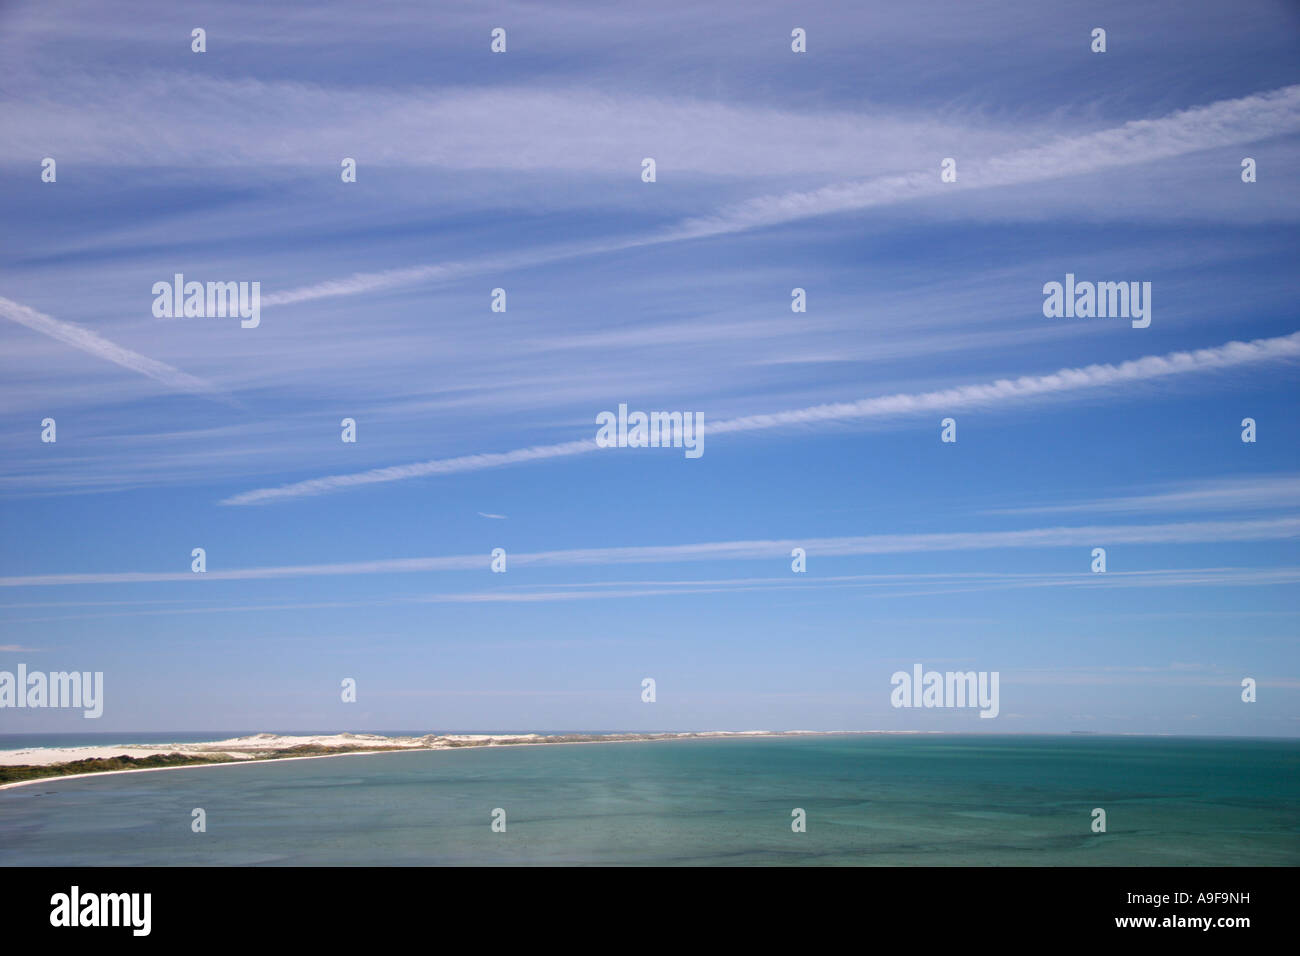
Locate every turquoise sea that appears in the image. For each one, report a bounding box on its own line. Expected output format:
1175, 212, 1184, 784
0, 734, 1295, 866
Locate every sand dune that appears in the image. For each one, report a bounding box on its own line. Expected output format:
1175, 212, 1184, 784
0, 729, 855, 771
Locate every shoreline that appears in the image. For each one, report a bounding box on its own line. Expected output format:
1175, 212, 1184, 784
0, 730, 891, 793
7, 729, 1266, 794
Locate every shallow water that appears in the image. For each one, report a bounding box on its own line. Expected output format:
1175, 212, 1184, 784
1, 735, 1295, 865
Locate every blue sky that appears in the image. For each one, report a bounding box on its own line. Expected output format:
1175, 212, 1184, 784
0, 0, 1297, 735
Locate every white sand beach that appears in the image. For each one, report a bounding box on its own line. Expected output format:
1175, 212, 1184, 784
1, 732, 481, 767
0, 730, 886, 792
0, 729, 855, 768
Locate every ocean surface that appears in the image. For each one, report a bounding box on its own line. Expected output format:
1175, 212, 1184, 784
1, 734, 1296, 866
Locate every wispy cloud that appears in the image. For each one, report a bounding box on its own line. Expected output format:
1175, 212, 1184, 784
477, 512, 508, 519
0, 73, 1027, 175
222, 329, 1300, 505
262, 85, 1300, 307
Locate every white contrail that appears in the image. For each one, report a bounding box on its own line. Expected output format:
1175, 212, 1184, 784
0, 296, 232, 403
221, 329, 1300, 505
984, 474, 1300, 516
705, 331, 1300, 436
671, 84, 1300, 238
2, 516, 1296, 587
265, 85, 1300, 307
224, 439, 600, 505
5, 566, 1297, 622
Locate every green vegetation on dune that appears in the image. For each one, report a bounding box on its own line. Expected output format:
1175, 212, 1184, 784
0, 744, 421, 785
247, 744, 411, 757
1, 733, 734, 786
0, 752, 229, 784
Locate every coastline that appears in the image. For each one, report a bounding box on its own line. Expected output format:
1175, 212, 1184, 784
0, 730, 896, 793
